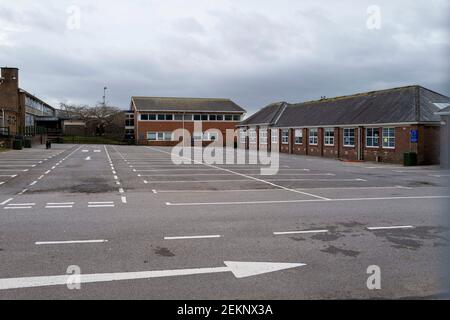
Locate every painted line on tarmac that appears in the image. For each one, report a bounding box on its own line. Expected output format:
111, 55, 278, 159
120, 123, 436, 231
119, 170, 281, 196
274, 230, 329, 235
121, 196, 127, 203
166, 195, 450, 206
367, 225, 414, 231
164, 235, 222, 240
0, 198, 14, 205
35, 240, 108, 245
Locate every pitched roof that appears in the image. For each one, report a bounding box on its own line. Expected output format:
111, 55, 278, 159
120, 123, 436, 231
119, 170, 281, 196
436, 105, 450, 115
131, 97, 246, 113
273, 85, 449, 128
19, 88, 54, 110
238, 102, 286, 126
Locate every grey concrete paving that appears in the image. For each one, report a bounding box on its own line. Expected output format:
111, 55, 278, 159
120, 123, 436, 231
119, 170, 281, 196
0, 144, 449, 299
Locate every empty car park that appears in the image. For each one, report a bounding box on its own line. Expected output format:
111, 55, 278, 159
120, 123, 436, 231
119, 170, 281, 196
0, 144, 448, 299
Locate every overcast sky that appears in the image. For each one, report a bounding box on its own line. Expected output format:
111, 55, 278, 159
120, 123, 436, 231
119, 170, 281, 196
0, 0, 449, 114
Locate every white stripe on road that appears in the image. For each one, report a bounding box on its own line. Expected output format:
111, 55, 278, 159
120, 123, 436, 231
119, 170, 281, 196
88, 202, 114, 204
164, 235, 222, 240
8, 203, 35, 206
144, 178, 364, 183
154, 186, 412, 193
45, 206, 73, 209
0, 198, 14, 205
29, 181, 37, 186
35, 240, 107, 245
4, 207, 33, 210
367, 226, 414, 231
166, 195, 450, 206
274, 230, 329, 235
121, 196, 127, 203
88, 205, 115, 208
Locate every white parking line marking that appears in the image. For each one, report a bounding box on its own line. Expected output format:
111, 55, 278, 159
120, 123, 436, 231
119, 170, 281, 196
4, 207, 33, 210
367, 226, 414, 231
45, 205, 73, 209
152, 189, 157, 194
114, 175, 118, 180
121, 196, 127, 203
166, 195, 450, 206
0, 198, 14, 205
47, 202, 75, 205
88, 202, 114, 204
29, 181, 37, 186
88, 205, 115, 208
119, 188, 124, 193
143, 178, 363, 183
45, 170, 51, 174
274, 230, 329, 235
8, 203, 35, 206
18, 189, 28, 195
0, 175, 17, 177
164, 235, 222, 240
38, 175, 45, 180
94, 150, 101, 153
429, 174, 450, 177
35, 240, 107, 245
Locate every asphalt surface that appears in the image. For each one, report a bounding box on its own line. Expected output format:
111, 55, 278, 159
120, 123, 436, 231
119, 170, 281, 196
0, 144, 449, 299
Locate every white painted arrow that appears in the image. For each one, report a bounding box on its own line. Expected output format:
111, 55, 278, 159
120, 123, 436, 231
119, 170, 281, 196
85, 156, 91, 161
0, 261, 305, 290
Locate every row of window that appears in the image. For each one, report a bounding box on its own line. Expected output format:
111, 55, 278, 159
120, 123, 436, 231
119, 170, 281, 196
242, 127, 396, 149
139, 114, 241, 122
147, 131, 219, 141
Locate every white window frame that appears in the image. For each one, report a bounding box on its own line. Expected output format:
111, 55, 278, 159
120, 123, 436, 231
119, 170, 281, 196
365, 127, 380, 148
271, 129, 279, 144
193, 131, 203, 141
324, 128, 334, 146
382, 127, 395, 149
259, 128, 268, 145
309, 128, 318, 145
249, 129, 257, 144
281, 129, 289, 144
147, 131, 173, 141
294, 129, 303, 145
239, 129, 247, 144
343, 128, 355, 147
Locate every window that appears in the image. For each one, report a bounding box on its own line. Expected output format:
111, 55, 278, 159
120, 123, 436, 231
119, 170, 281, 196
147, 132, 157, 141
194, 114, 201, 121
174, 114, 183, 121
201, 114, 208, 121
165, 114, 173, 121
343, 128, 355, 147
294, 129, 303, 145
366, 128, 380, 147
203, 131, 219, 141
281, 130, 289, 144
193, 132, 203, 140
217, 115, 223, 121
147, 132, 172, 141
233, 115, 241, 121
157, 114, 165, 121
148, 114, 156, 120
225, 115, 233, 121
382, 127, 395, 148
249, 129, 257, 144
309, 128, 318, 145
140, 114, 148, 121
184, 114, 193, 121
271, 129, 278, 144
259, 129, 268, 144
240, 129, 247, 144
209, 114, 217, 121
324, 128, 334, 146
163, 132, 172, 141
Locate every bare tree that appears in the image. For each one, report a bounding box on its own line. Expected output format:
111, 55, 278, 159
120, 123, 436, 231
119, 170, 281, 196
58, 103, 124, 138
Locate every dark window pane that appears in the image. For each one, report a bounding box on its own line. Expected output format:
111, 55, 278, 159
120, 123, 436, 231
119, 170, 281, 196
140, 114, 148, 121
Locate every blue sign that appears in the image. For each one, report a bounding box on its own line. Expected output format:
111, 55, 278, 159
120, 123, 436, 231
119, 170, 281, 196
410, 130, 418, 143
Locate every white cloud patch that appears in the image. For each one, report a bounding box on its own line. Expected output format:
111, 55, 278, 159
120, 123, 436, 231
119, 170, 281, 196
0, 0, 448, 112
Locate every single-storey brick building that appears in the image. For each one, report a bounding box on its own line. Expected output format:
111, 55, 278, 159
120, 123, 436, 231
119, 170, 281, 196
238, 85, 450, 165
128, 97, 246, 145
436, 105, 450, 168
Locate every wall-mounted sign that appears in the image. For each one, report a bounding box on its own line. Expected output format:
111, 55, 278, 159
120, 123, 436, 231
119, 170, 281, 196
410, 130, 418, 143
